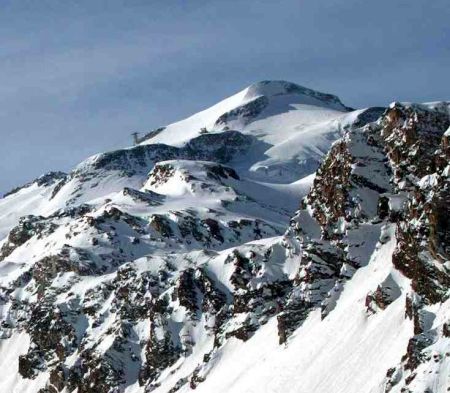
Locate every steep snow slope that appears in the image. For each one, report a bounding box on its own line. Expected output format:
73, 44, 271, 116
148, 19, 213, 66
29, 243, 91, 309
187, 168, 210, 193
0, 172, 68, 239
184, 226, 413, 393
139, 81, 371, 182
139, 80, 351, 147
0, 82, 449, 393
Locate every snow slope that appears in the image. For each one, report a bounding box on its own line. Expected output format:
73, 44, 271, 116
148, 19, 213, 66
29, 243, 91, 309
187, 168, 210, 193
185, 226, 413, 393
139, 80, 351, 147
139, 80, 369, 183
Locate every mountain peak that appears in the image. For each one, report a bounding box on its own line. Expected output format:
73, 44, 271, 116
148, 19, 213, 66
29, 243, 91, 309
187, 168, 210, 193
244, 80, 352, 111
138, 80, 351, 148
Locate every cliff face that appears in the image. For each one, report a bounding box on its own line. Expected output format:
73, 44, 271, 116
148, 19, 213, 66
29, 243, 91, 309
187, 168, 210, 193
0, 83, 449, 393
286, 102, 449, 393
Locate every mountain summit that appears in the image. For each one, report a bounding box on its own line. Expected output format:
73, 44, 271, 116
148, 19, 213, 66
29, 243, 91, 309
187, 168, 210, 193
243, 80, 351, 108
0, 82, 449, 393
138, 80, 352, 147
138, 80, 367, 184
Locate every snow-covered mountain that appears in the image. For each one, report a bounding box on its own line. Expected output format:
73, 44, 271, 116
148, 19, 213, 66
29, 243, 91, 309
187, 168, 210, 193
0, 81, 449, 393
138, 80, 366, 183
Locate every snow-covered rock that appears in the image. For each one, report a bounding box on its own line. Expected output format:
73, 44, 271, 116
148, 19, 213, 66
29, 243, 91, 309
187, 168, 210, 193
0, 82, 449, 393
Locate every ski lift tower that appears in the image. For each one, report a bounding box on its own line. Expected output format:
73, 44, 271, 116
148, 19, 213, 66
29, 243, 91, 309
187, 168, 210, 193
131, 132, 140, 146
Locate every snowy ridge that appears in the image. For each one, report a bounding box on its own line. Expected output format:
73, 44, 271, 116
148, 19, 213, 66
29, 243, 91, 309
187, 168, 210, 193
139, 80, 351, 146
0, 82, 449, 393
138, 80, 363, 183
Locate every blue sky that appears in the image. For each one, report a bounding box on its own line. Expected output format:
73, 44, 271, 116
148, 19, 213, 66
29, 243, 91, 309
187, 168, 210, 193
1, 0, 449, 194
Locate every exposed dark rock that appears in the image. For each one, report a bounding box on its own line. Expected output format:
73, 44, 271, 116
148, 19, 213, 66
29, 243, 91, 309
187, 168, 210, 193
3, 171, 67, 199
0, 215, 58, 261
150, 214, 174, 238
214, 96, 269, 127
